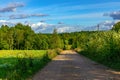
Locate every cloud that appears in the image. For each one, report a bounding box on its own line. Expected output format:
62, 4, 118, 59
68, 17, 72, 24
57, 25, 82, 33
104, 11, 120, 20
57, 26, 78, 33
35, 21, 120, 33
0, 2, 24, 13
95, 20, 120, 30
0, 20, 15, 26
57, 27, 70, 33
9, 14, 49, 19
31, 22, 48, 29
81, 21, 118, 31
30, 22, 82, 33
30, 22, 55, 33
100, 21, 115, 27
30, 21, 115, 33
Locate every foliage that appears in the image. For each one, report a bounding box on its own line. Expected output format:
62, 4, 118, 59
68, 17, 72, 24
0, 50, 58, 80
112, 22, 120, 32
0, 24, 66, 50
50, 29, 64, 49
72, 31, 120, 70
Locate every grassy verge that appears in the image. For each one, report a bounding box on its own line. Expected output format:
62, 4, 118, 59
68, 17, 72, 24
78, 50, 120, 71
0, 50, 60, 80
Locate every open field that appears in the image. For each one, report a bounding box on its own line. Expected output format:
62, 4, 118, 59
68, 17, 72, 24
0, 50, 47, 58
0, 50, 56, 80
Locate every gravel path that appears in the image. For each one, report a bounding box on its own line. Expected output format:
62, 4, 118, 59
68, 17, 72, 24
33, 50, 120, 80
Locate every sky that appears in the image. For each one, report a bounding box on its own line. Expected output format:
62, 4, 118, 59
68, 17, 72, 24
0, 0, 120, 33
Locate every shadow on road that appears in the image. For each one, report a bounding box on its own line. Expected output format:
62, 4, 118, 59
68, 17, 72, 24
33, 51, 120, 80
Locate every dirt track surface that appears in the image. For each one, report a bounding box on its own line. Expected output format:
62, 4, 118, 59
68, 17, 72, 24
33, 50, 120, 80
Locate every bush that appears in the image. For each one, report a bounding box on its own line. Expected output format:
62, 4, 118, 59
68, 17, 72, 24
73, 31, 120, 70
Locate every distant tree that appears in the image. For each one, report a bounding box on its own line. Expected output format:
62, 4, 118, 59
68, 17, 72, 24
7, 28, 14, 50
23, 25, 35, 50
112, 22, 120, 32
15, 23, 24, 29
1, 25, 9, 32
50, 28, 63, 49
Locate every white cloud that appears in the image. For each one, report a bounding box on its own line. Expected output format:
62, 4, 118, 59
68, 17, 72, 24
93, 20, 120, 30
31, 22, 48, 29
0, 20, 15, 26
57, 27, 70, 33
30, 22, 82, 33
57, 25, 82, 33
30, 22, 55, 33
101, 21, 115, 27
0, 20, 8, 23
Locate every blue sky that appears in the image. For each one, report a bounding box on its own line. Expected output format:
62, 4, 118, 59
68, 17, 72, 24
0, 0, 120, 33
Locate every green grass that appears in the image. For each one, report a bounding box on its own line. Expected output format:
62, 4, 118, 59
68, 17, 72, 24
0, 50, 46, 57
0, 50, 57, 80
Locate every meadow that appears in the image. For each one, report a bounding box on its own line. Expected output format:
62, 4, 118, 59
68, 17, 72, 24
0, 50, 58, 80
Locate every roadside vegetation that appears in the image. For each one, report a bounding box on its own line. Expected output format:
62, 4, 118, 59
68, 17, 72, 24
0, 50, 59, 80
72, 22, 120, 70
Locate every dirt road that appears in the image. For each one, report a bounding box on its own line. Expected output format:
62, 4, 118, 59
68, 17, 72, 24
33, 50, 120, 80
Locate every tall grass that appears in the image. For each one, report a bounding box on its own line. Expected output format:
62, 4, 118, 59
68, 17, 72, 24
0, 50, 58, 80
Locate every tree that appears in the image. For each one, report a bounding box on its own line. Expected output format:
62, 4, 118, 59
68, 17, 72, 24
50, 29, 63, 49
0, 41, 9, 50
1, 25, 9, 32
112, 22, 120, 32
23, 25, 35, 50
7, 28, 14, 50
40, 40, 48, 50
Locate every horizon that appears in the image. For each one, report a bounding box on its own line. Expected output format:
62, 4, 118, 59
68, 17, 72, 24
0, 0, 120, 33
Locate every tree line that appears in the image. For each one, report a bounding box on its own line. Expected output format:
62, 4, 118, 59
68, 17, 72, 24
0, 23, 64, 50
1, 22, 120, 50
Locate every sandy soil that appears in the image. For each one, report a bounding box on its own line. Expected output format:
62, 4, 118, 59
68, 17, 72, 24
32, 50, 120, 80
